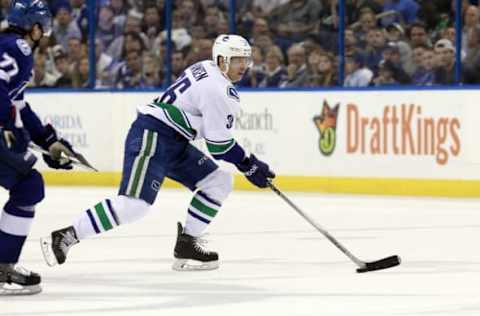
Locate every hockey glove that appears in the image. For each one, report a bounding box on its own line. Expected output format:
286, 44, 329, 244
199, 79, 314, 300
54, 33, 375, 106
237, 154, 275, 188
43, 139, 74, 170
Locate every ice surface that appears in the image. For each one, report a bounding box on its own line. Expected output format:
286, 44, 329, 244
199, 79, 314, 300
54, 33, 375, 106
2, 186, 480, 316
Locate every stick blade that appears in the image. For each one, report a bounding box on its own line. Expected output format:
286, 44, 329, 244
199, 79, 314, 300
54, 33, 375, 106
71, 152, 98, 172
356, 255, 401, 273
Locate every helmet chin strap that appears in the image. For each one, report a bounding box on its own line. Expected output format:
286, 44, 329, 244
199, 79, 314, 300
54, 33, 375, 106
220, 57, 233, 81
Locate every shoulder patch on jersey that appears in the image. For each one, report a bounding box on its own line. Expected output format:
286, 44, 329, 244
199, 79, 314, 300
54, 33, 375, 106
16, 39, 32, 56
227, 86, 240, 102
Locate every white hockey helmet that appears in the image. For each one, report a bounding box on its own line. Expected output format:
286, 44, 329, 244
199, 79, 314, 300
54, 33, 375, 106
212, 34, 252, 73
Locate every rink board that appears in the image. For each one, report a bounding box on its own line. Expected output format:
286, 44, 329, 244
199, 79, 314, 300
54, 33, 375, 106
28, 90, 480, 197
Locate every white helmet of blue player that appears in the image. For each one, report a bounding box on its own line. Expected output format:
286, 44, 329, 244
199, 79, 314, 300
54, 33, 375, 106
212, 34, 252, 76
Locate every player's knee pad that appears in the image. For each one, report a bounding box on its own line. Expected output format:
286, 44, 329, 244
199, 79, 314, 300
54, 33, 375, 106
111, 195, 151, 225
196, 169, 233, 204
9, 170, 45, 206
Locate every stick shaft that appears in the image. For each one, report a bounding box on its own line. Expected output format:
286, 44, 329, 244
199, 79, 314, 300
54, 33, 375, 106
268, 182, 365, 268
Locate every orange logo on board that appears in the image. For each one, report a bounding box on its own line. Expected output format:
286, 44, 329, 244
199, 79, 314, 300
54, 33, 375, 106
313, 100, 340, 156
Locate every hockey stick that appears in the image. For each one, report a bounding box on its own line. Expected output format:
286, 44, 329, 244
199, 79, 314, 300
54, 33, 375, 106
28, 143, 98, 172
267, 181, 400, 273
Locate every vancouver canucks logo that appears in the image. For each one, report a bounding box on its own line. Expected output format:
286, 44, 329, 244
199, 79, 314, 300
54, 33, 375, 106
313, 100, 340, 156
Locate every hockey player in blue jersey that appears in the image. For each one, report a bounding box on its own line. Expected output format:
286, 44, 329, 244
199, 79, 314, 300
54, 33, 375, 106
0, 0, 78, 295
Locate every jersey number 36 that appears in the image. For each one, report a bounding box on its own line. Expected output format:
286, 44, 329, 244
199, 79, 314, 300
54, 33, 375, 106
159, 74, 192, 104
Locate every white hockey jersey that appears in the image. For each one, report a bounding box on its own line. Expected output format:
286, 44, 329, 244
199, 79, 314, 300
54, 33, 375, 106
137, 60, 241, 156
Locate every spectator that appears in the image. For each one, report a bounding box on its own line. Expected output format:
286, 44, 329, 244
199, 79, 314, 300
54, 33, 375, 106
115, 50, 145, 88
176, 0, 203, 29
307, 50, 337, 87
107, 11, 149, 61
96, 5, 121, 50
171, 50, 186, 82
216, 16, 229, 35
344, 54, 373, 87
463, 5, 480, 55
363, 28, 387, 72
381, 41, 410, 83
52, 45, 73, 87
381, 0, 419, 26
52, 2, 82, 51
185, 38, 213, 65
0, 0, 11, 29
35, 35, 58, 77
344, 27, 360, 57
407, 44, 426, 76
251, 0, 289, 18
203, 5, 223, 38
249, 17, 271, 43
143, 4, 162, 46
269, 0, 322, 46
279, 43, 309, 87
110, 0, 129, 30
407, 21, 430, 48
119, 32, 146, 62
354, 10, 377, 48
157, 10, 192, 51
253, 34, 275, 56
258, 45, 287, 87
372, 60, 400, 85
95, 38, 115, 88
385, 22, 405, 43
143, 52, 163, 87
70, 0, 88, 39
346, 0, 383, 25
72, 56, 89, 88
30, 53, 57, 88
441, 26, 456, 45
412, 47, 435, 85
385, 23, 413, 74
433, 39, 456, 84
67, 36, 83, 66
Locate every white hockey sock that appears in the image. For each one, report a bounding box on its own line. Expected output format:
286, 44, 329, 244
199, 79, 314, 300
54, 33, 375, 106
0, 204, 35, 237
72, 196, 150, 240
73, 199, 120, 240
185, 191, 221, 237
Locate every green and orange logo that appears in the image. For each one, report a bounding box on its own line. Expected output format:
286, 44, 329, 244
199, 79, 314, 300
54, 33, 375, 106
313, 100, 340, 156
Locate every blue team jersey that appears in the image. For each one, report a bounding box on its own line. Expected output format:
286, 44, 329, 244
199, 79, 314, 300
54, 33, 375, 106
0, 32, 33, 122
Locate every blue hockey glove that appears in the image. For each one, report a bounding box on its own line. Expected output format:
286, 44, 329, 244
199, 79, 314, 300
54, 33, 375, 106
0, 127, 37, 175
42, 139, 74, 170
237, 154, 275, 188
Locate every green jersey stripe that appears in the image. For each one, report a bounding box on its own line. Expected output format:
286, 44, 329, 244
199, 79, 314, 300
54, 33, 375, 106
94, 202, 113, 231
151, 101, 196, 138
206, 139, 235, 155
191, 197, 218, 217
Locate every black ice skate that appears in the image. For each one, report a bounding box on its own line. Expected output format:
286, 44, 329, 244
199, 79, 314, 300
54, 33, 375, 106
40, 226, 79, 267
0, 264, 41, 295
172, 222, 219, 271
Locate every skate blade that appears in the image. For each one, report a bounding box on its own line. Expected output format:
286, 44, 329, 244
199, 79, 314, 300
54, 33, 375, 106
172, 259, 219, 271
0, 283, 42, 296
40, 236, 58, 267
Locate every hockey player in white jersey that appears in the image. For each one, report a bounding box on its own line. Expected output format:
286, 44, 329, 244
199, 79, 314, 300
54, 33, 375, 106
41, 34, 275, 271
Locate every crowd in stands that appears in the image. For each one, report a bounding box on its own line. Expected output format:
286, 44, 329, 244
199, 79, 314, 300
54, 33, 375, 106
1, 0, 480, 88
